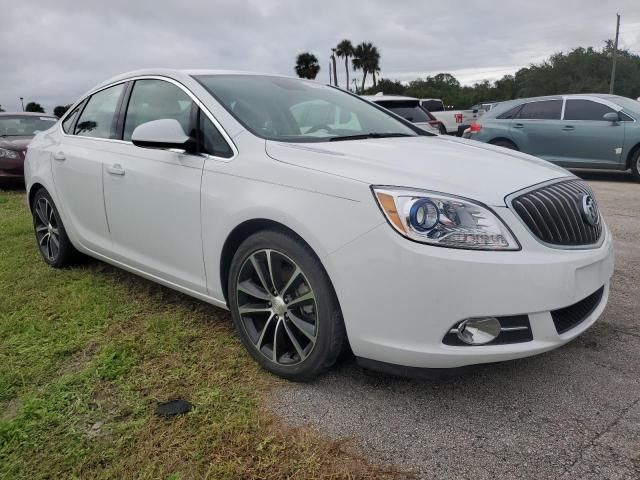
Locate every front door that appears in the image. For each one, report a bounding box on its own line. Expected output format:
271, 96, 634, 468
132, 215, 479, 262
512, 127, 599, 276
554, 99, 624, 168
102, 79, 207, 293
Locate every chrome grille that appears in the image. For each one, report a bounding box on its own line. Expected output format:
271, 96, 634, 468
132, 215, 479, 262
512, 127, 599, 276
510, 179, 603, 247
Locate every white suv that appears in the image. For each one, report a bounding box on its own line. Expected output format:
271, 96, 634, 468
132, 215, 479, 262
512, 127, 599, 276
25, 70, 614, 380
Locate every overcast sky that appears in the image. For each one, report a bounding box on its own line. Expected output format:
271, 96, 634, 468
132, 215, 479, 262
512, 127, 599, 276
2, 0, 639, 113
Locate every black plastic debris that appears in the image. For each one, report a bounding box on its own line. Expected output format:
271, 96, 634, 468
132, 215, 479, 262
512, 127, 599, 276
155, 399, 193, 417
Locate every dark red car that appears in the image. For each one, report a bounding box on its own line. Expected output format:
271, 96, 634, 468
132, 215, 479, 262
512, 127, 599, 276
0, 112, 58, 182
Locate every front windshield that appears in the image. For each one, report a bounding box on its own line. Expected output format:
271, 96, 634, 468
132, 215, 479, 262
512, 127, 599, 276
610, 96, 640, 116
0, 116, 58, 137
194, 75, 420, 142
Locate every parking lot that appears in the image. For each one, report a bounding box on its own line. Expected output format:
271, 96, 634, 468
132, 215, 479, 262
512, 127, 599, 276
271, 171, 640, 479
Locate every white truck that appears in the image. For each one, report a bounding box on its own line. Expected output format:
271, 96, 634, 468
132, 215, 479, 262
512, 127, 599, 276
420, 98, 489, 136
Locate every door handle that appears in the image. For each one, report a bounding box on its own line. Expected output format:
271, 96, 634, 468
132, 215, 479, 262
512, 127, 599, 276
562, 126, 575, 131
53, 152, 66, 161
106, 164, 125, 176
513, 123, 524, 129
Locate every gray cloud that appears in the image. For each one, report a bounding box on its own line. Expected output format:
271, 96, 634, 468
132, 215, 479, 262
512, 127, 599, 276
1, 0, 639, 113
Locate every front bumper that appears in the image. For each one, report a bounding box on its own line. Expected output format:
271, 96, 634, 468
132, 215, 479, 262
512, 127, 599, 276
0, 152, 26, 179
324, 208, 614, 369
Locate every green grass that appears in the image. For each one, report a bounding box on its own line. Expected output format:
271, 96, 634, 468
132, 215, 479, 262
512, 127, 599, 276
0, 190, 405, 479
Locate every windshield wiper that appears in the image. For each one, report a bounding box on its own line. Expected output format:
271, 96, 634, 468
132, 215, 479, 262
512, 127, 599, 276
329, 132, 414, 142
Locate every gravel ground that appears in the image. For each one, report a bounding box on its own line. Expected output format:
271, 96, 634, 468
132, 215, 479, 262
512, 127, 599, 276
270, 170, 640, 480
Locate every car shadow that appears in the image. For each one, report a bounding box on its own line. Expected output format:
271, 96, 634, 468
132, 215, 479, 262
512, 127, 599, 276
570, 169, 636, 183
0, 181, 26, 192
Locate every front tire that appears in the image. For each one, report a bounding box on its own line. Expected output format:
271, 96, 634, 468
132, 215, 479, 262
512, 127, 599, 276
32, 188, 77, 267
228, 229, 346, 381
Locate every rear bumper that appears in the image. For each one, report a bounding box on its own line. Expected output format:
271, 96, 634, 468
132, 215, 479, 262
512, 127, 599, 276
324, 215, 614, 369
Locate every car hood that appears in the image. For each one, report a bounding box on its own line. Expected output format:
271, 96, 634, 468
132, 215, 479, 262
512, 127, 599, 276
0, 136, 32, 151
265, 135, 571, 206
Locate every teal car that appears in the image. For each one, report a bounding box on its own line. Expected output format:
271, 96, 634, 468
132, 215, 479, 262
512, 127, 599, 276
464, 94, 640, 180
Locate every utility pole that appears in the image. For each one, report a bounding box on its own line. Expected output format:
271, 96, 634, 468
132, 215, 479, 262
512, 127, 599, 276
328, 61, 332, 84
20, 97, 24, 111
609, 13, 620, 94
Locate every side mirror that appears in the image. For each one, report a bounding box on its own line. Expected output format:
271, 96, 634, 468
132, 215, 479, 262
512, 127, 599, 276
131, 119, 196, 152
603, 112, 620, 123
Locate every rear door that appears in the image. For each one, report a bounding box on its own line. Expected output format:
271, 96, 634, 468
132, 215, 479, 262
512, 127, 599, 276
554, 99, 625, 167
509, 99, 564, 160
102, 78, 208, 293
51, 83, 127, 254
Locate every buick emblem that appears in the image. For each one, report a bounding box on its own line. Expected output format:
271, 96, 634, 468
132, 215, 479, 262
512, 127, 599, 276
581, 195, 599, 226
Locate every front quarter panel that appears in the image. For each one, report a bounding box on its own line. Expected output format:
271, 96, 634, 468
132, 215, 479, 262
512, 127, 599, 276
200, 136, 385, 302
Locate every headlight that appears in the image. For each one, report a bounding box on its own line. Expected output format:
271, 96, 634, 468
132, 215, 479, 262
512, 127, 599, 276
372, 186, 519, 250
0, 148, 19, 159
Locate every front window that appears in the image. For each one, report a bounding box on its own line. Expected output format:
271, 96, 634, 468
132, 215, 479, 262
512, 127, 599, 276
564, 100, 615, 121
194, 75, 419, 142
123, 79, 193, 141
0, 115, 57, 137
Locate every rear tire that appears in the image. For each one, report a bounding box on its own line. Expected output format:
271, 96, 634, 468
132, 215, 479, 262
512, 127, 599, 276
490, 139, 518, 151
228, 229, 346, 381
631, 149, 640, 181
32, 188, 77, 268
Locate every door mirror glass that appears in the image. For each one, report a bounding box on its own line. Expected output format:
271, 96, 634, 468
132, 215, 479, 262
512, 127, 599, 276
603, 112, 620, 122
131, 119, 195, 151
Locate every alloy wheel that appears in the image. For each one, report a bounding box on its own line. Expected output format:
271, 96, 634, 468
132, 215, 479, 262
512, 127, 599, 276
236, 249, 318, 366
34, 197, 60, 262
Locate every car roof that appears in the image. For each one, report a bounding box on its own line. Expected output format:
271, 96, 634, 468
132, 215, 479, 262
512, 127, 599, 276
362, 94, 419, 102
0, 112, 57, 118
93, 68, 309, 90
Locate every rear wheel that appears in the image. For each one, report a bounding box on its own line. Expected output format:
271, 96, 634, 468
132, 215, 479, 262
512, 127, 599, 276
631, 149, 640, 181
490, 139, 518, 151
228, 229, 346, 381
32, 189, 77, 267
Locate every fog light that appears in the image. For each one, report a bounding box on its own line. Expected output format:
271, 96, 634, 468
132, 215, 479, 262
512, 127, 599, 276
456, 317, 501, 345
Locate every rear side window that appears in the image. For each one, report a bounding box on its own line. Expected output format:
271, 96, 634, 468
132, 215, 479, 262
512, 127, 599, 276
75, 84, 125, 138
199, 112, 233, 158
123, 79, 193, 141
516, 100, 562, 120
564, 100, 615, 121
421, 100, 444, 112
62, 105, 81, 134
376, 101, 431, 123
497, 104, 523, 119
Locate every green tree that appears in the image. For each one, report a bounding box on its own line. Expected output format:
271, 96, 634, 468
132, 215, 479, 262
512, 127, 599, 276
363, 78, 406, 95
295, 52, 321, 80
25, 102, 45, 113
53, 105, 71, 118
352, 42, 381, 92
0, 104, 4, 112
335, 39, 354, 90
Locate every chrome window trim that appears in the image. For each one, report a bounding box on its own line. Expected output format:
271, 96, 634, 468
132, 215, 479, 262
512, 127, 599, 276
505, 177, 606, 251
58, 75, 238, 162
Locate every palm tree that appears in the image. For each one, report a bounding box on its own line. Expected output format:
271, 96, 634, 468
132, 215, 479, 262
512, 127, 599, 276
335, 39, 354, 90
295, 53, 320, 79
352, 42, 381, 92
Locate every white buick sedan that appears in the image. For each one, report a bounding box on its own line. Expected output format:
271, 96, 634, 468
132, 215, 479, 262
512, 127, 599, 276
25, 70, 614, 380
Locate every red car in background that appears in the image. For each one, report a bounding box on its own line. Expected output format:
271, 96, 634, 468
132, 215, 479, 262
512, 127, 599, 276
0, 112, 58, 183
